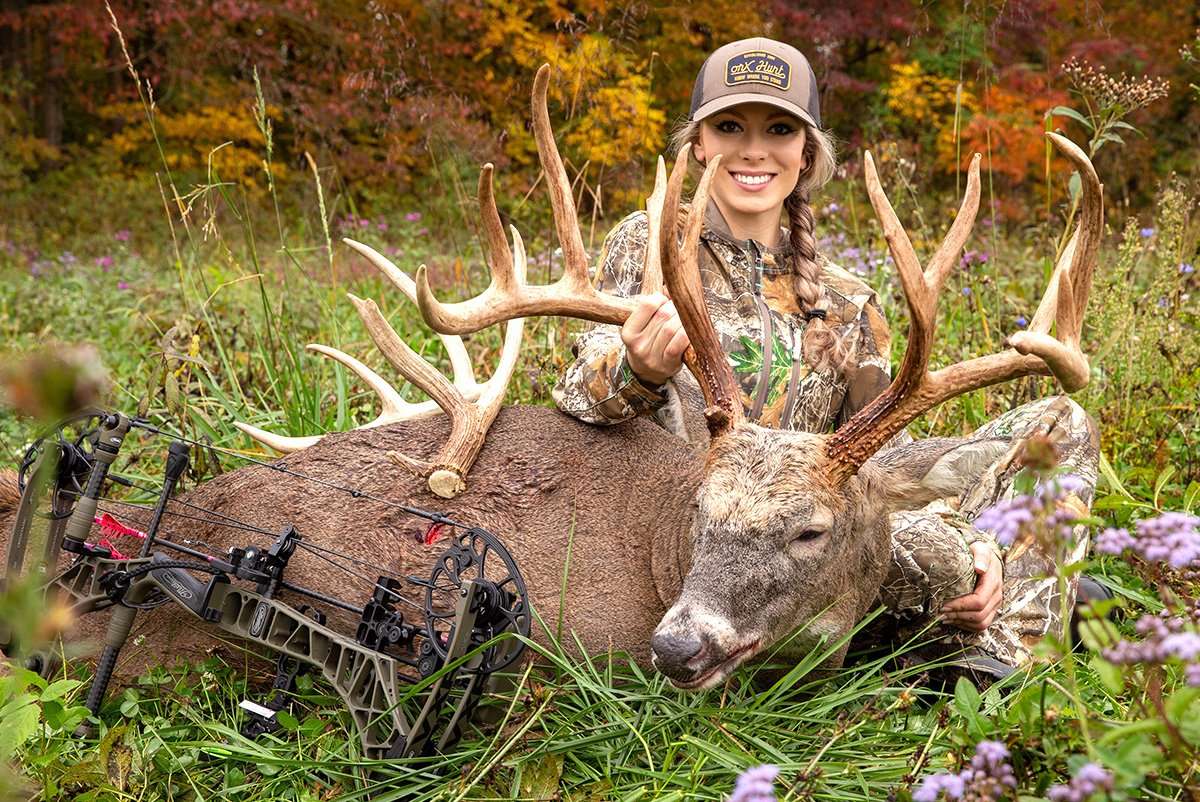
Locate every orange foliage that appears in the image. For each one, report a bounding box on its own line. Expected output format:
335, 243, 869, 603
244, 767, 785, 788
959, 68, 1070, 188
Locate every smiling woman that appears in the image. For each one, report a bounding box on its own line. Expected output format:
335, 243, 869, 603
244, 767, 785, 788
552, 37, 1101, 685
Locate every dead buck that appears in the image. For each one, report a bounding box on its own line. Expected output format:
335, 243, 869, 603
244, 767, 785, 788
1, 65, 1101, 689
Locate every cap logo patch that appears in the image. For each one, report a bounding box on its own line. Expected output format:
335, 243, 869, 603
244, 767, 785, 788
724, 51, 791, 91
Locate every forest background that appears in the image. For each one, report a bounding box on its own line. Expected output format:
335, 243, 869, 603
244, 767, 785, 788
1, 2, 1200, 800
3, 0, 1198, 239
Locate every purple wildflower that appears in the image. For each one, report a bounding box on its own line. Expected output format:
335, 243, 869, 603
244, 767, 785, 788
1181, 262, 1195, 274
962, 286, 973, 297
1047, 761, 1114, 801
824, 202, 841, 214
1094, 527, 1135, 555
114, 229, 131, 242
1157, 296, 1169, 308
912, 741, 1015, 801
59, 251, 77, 265
117, 280, 130, 290
1015, 315, 1028, 328
377, 220, 389, 232
973, 475, 1087, 547
1104, 607, 1200, 681
95, 255, 115, 270
727, 764, 779, 802
1139, 227, 1155, 238
1103, 512, 1200, 569
404, 211, 422, 223
913, 773, 965, 801
418, 227, 429, 236
358, 218, 370, 228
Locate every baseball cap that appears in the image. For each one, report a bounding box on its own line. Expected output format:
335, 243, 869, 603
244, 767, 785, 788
689, 37, 821, 128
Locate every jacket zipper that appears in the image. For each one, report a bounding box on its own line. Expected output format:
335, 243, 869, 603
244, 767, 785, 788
748, 240, 774, 422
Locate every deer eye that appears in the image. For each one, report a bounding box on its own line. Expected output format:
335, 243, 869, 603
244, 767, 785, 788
792, 529, 826, 544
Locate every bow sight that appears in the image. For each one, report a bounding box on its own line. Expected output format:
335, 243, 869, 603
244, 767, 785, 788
3, 410, 531, 759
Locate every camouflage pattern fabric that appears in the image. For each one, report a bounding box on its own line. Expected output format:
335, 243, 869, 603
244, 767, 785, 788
552, 200, 893, 433
877, 395, 1101, 668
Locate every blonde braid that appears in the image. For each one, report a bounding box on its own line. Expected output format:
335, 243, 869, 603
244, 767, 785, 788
785, 186, 848, 374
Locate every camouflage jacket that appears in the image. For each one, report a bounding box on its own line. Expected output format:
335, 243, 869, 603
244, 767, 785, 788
553, 200, 894, 433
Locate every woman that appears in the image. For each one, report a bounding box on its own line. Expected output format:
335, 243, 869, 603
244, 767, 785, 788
553, 38, 1100, 676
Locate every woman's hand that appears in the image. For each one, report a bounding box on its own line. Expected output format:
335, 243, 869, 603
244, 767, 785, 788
940, 543, 1004, 632
622, 293, 691, 386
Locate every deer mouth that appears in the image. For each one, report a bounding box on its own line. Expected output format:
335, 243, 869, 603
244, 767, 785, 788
670, 638, 761, 691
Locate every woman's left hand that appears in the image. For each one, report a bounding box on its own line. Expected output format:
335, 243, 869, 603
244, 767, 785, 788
940, 543, 1003, 632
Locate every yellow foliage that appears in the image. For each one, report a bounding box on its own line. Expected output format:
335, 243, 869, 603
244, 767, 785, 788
884, 61, 979, 172
565, 74, 665, 168
99, 101, 285, 190
885, 61, 975, 125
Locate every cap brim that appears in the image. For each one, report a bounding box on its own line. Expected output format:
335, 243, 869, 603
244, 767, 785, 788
692, 94, 817, 128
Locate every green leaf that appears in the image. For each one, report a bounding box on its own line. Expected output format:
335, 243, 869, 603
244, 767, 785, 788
519, 753, 564, 800
1183, 480, 1200, 513
40, 678, 82, 703
954, 675, 980, 712
0, 701, 40, 760
1077, 617, 1121, 652
1098, 452, 1136, 500
273, 710, 299, 731
1068, 171, 1082, 201
1096, 131, 1125, 147
1049, 105, 1095, 130
1153, 466, 1176, 509
1090, 655, 1125, 694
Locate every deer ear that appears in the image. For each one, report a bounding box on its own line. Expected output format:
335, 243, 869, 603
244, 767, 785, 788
863, 436, 1011, 511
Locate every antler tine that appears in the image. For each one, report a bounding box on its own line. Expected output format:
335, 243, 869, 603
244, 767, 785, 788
1007, 132, 1102, 391
342, 237, 476, 390
415, 65, 637, 336
824, 152, 983, 480
662, 148, 745, 436
233, 423, 322, 453
478, 227, 529, 406
232, 342, 455, 454
531, 63, 590, 291
478, 163, 516, 294
827, 137, 1102, 484
641, 155, 668, 295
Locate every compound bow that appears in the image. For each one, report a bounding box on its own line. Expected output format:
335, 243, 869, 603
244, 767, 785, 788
2, 409, 531, 760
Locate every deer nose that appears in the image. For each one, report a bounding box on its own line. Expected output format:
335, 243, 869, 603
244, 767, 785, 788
650, 631, 705, 673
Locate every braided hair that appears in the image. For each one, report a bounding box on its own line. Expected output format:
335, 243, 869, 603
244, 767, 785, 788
669, 117, 851, 374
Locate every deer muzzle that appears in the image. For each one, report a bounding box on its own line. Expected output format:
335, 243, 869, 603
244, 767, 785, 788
650, 605, 761, 690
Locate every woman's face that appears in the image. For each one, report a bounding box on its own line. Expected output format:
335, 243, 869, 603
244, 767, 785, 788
692, 103, 809, 220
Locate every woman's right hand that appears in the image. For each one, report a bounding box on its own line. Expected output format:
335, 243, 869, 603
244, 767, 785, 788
621, 293, 690, 386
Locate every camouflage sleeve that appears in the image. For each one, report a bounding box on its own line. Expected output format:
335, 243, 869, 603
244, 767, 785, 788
552, 211, 669, 425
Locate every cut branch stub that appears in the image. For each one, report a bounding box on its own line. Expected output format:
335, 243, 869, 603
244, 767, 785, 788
825, 135, 1102, 485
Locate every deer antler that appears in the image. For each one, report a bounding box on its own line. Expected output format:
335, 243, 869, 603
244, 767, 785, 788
826, 132, 1102, 484
232, 242, 487, 454
416, 63, 741, 436
233, 229, 523, 496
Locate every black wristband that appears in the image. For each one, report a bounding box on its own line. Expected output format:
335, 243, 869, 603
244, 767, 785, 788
804, 309, 827, 322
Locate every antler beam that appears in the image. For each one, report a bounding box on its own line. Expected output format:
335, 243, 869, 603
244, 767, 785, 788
826, 132, 1102, 483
